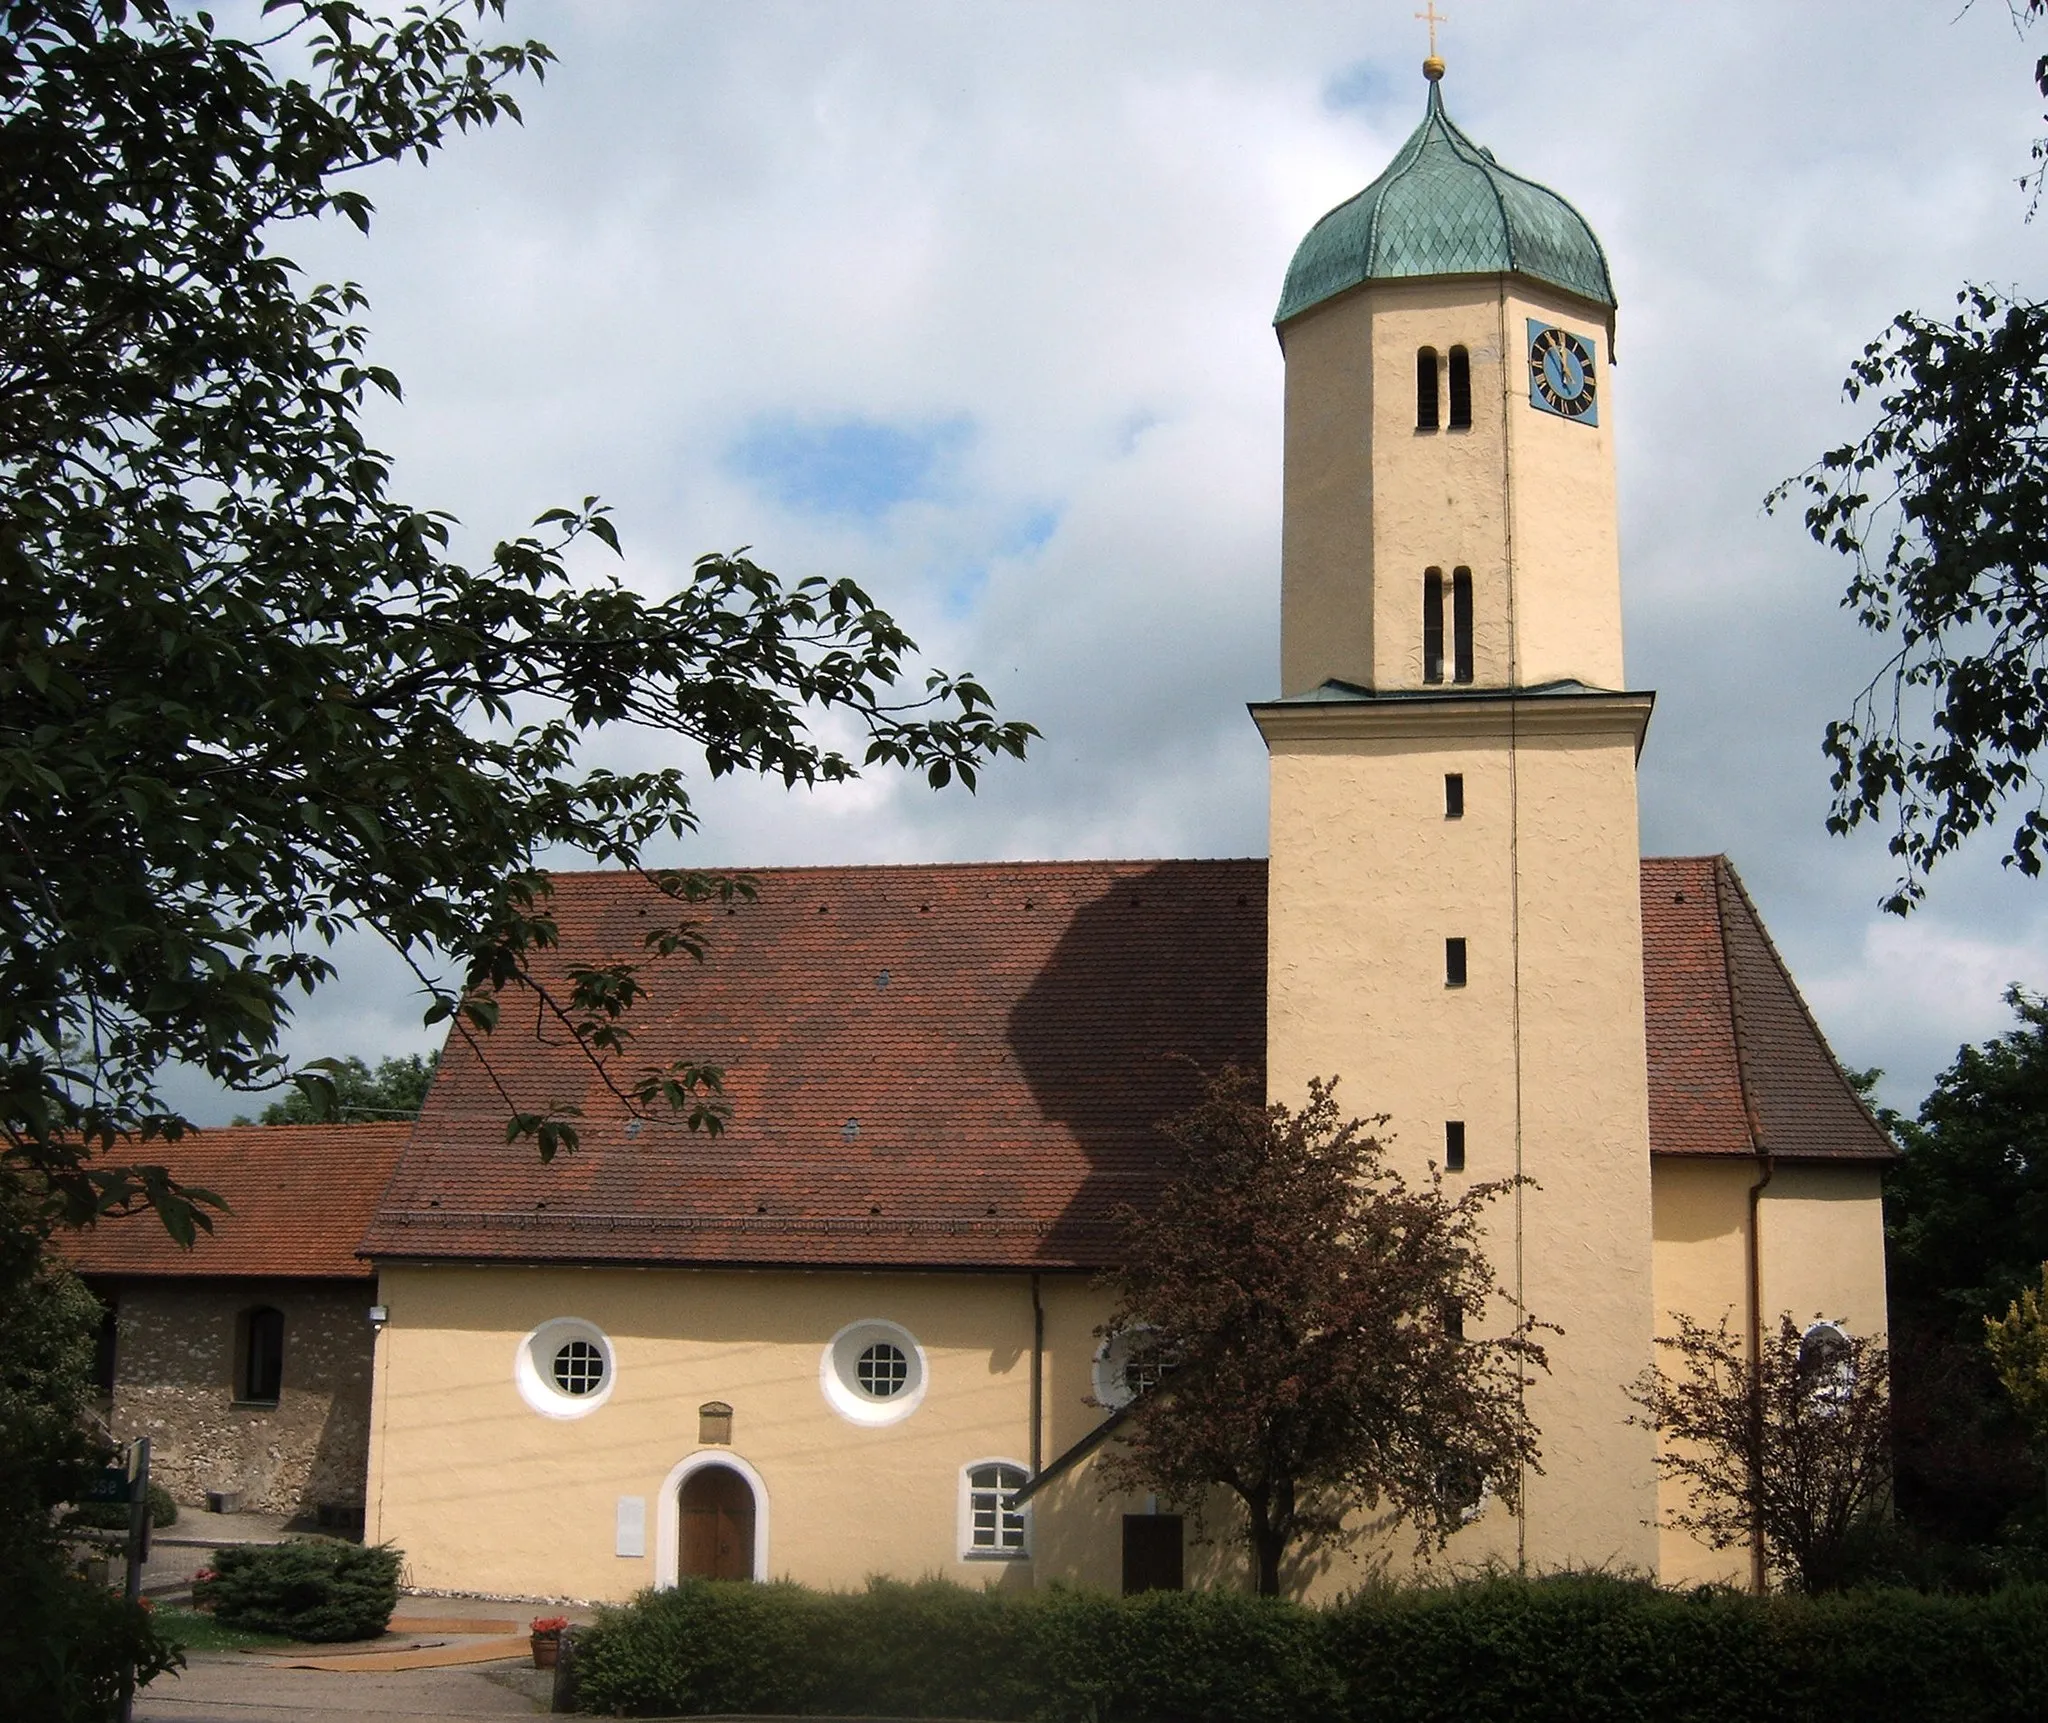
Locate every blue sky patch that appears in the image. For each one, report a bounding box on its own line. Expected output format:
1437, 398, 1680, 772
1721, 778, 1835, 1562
728, 414, 972, 520
1324, 59, 1393, 113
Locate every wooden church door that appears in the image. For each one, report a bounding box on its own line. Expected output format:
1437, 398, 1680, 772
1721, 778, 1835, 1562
680, 1464, 755, 1580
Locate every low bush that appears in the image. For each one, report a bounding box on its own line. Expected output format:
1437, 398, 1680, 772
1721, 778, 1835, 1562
65, 1481, 178, 1532
192, 1540, 400, 1643
569, 1572, 2048, 1722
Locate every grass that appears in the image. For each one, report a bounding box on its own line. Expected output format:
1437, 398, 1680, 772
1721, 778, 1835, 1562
151, 1604, 293, 1654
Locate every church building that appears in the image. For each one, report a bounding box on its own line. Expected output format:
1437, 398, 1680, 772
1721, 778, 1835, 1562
356, 63, 1893, 1601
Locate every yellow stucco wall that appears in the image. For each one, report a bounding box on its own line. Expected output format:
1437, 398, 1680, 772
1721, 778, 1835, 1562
1260, 697, 1659, 1579
1648, 1156, 1890, 1586
1278, 275, 1622, 698
365, 1262, 1176, 1601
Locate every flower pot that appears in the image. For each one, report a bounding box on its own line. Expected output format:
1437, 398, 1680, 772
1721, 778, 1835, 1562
530, 1632, 560, 1669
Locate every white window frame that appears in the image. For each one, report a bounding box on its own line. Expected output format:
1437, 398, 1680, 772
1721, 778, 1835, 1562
1092, 1325, 1169, 1410
959, 1459, 1031, 1560
1798, 1318, 1855, 1410
820, 1318, 928, 1426
513, 1316, 616, 1420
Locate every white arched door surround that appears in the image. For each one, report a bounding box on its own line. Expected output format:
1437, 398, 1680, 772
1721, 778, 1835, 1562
654, 1449, 771, 1587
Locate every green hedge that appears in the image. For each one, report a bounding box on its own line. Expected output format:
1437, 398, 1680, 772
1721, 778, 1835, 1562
569, 1574, 2048, 1722
191, 1541, 400, 1643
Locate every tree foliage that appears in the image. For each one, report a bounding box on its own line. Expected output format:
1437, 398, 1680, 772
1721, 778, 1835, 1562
1096, 1070, 1547, 1598
1881, 989, 2048, 1541
234, 1051, 437, 1125
0, 0, 1033, 1243
1770, 2, 2048, 912
1887, 986, 2048, 1325
1985, 1264, 2048, 1457
1630, 1313, 1893, 1595
0, 1193, 180, 1718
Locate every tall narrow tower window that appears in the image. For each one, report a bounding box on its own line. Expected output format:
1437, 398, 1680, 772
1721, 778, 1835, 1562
1447, 346, 1472, 429
1416, 347, 1440, 431
1452, 568, 1474, 684
1445, 1120, 1467, 1172
1423, 569, 1445, 684
1444, 774, 1464, 819
1445, 938, 1468, 988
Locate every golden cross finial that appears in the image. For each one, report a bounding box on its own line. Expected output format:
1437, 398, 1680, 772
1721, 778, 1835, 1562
1416, 3, 1447, 80
1416, 3, 1445, 57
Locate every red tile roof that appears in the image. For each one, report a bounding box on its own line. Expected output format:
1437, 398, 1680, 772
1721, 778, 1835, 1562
1641, 856, 1893, 1164
60, 1123, 411, 1280
362, 862, 1267, 1272
361, 855, 1889, 1273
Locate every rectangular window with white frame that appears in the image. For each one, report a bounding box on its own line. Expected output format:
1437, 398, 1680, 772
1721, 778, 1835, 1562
961, 1460, 1030, 1559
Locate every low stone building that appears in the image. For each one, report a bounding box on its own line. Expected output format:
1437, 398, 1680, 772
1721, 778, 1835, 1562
63, 1122, 410, 1525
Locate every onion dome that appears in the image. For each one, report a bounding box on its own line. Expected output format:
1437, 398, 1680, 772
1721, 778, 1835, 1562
1276, 76, 1614, 326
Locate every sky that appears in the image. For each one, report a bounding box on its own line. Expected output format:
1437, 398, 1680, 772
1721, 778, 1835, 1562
172, 0, 2048, 1123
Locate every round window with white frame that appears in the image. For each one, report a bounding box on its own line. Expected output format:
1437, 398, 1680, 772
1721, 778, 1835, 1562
514, 1317, 616, 1419
1092, 1325, 1172, 1410
821, 1318, 927, 1426
1797, 1318, 1855, 1411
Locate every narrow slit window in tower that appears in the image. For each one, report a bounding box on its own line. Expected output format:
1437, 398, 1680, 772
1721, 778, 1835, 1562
1423, 569, 1445, 684
1445, 938, 1467, 988
1416, 347, 1440, 431
1445, 1120, 1467, 1172
1452, 567, 1474, 684
1444, 773, 1464, 819
1447, 346, 1472, 429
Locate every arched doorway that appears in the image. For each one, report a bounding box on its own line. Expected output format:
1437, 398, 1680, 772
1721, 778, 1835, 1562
679, 1463, 756, 1580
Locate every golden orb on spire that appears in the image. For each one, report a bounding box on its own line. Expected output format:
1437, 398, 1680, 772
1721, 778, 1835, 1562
1416, 2, 1447, 80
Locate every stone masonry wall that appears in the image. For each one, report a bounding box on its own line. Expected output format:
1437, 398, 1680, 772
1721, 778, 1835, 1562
106, 1278, 377, 1517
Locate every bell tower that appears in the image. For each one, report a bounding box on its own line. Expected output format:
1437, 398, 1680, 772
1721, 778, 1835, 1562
1254, 60, 1660, 1575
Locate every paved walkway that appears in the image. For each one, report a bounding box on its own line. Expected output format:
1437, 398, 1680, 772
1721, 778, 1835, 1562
134, 1592, 583, 1722
134, 1655, 552, 1721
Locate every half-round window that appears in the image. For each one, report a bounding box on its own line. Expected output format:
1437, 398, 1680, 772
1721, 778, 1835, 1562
515, 1317, 616, 1420
821, 1319, 927, 1426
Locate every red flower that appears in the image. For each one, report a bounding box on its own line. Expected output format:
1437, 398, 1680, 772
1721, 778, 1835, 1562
530, 1615, 569, 1635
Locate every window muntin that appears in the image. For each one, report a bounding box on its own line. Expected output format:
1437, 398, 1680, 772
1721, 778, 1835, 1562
821, 1319, 928, 1425
1092, 1326, 1176, 1410
857, 1342, 909, 1398
514, 1317, 616, 1420
962, 1461, 1030, 1558
1447, 346, 1472, 429
552, 1338, 605, 1396
1416, 347, 1441, 430
235, 1305, 284, 1405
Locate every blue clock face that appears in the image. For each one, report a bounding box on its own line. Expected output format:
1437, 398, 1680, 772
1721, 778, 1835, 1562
1527, 320, 1598, 424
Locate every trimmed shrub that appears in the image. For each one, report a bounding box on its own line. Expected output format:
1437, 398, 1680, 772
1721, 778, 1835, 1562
192, 1540, 400, 1643
569, 1572, 2048, 1723
66, 1481, 178, 1532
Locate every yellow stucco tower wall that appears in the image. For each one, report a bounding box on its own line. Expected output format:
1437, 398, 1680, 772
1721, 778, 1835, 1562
1260, 75, 1658, 1578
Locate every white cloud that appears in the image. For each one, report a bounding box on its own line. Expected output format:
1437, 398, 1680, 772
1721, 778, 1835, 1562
171, 0, 2048, 1118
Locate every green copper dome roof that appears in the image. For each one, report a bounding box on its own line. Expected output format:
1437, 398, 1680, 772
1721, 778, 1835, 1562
1276, 80, 1614, 325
